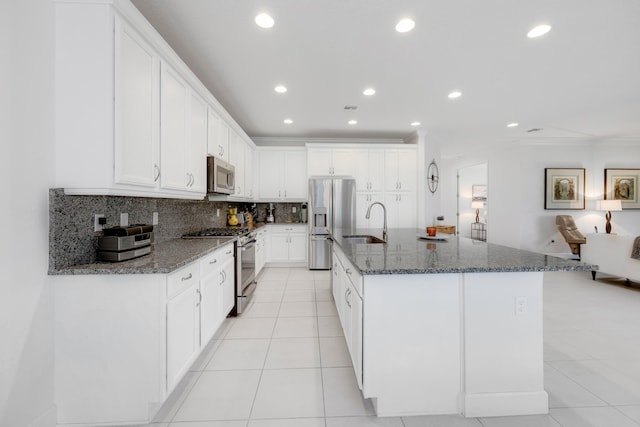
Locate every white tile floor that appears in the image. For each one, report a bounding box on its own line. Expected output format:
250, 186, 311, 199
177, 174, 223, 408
142, 268, 640, 427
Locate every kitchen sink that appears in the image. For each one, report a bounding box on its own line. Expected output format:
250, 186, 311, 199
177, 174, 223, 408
342, 235, 386, 244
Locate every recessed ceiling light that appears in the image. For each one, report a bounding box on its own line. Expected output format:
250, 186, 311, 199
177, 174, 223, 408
363, 88, 376, 96
448, 91, 462, 99
348, 120, 358, 125
274, 85, 287, 93
527, 24, 551, 38
255, 13, 274, 29
411, 122, 421, 126
507, 122, 519, 128
396, 18, 415, 33
283, 118, 293, 124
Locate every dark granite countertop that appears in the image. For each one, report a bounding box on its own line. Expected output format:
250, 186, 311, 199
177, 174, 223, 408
49, 237, 236, 275
332, 228, 598, 275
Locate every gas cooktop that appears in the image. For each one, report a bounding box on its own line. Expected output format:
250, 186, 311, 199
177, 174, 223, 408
182, 227, 249, 238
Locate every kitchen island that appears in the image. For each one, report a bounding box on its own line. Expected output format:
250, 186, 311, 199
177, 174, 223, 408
330, 228, 596, 418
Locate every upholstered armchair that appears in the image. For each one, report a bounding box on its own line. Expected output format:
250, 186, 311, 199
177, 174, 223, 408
556, 215, 587, 257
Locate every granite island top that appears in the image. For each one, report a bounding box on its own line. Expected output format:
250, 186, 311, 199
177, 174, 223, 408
49, 237, 236, 275
332, 228, 598, 275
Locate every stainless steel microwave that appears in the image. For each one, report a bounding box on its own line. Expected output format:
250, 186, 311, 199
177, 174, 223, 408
207, 156, 235, 194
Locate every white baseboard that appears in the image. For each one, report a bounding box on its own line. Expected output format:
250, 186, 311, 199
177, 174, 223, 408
463, 390, 549, 418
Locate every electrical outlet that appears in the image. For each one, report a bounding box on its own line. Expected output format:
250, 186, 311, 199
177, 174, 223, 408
515, 296, 528, 315
152, 212, 159, 225
216, 208, 220, 217
120, 213, 128, 227
292, 206, 297, 213
94, 214, 105, 232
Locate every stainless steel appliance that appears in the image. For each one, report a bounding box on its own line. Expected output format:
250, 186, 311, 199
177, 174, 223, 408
308, 177, 356, 269
182, 227, 257, 315
97, 224, 154, 262
207, 156, 235, 195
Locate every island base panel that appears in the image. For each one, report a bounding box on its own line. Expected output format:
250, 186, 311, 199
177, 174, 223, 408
363, 274, 462, 416
463, 391, 549, 418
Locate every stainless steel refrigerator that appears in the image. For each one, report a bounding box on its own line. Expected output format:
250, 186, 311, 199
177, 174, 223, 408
308, 177, 356, 269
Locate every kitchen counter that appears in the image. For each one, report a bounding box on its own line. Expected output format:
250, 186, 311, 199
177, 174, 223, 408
330, 228, 597, 419
332, 228, 596, 275
49, 237, 236, 275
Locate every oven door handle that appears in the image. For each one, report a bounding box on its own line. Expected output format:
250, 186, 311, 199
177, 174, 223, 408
240, 239, 256, 250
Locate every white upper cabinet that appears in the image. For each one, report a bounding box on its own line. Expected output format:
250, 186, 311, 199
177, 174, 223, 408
207, 108, 229, 161
114, 17, 160, 188
160, 63, 191, 192
354, 150, 385, 192
258, 149, 307, 200
244, 142, 254, 198
384, 149, 417, 193
307, 149, 333, 176
332, 150, 357, 175
228, 130, 244, 197
228, 129, 255, 200
54, 1, 250, 200
187, 91, 208, 193
307, 148, 356, 176
158, 59, 207, 195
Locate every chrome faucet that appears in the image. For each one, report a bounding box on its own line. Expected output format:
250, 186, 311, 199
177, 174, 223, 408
365, 202, 387, 242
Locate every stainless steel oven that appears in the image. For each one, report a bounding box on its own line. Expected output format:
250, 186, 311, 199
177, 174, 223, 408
235, 231, 257, 315
182, 227, 258, 316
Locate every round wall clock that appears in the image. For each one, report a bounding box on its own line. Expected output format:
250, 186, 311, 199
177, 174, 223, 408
427, 159, 439, 193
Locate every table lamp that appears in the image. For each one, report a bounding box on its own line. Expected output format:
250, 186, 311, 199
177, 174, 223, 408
598, 199, 622, 234
471, 201, 483, 223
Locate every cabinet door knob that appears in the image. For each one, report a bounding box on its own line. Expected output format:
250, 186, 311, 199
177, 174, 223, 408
181, 273, 193, 281
210, 258, 217, 264
154, 164, 160, 182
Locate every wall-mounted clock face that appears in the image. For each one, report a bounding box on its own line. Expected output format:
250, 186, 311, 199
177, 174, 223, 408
427, 159, 439, 193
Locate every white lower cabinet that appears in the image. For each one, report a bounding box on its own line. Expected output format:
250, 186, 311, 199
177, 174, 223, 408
199, 244, 235, 346
166, 263, 200, 392
255, 228, 267, 276
332, 245, 363, 389
267, 224, 307, 265
54, 242, 235, 426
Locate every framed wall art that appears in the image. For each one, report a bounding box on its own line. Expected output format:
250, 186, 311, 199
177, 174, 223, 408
544, 168, 585, 210
605, 168, 640, 209
472, 185, 487, 201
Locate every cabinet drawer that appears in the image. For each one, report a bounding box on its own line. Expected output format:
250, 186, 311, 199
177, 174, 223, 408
167, 262, 200, 298
346, 266, 363, 298
335, 247, 363, 297
200, 243, 234, 276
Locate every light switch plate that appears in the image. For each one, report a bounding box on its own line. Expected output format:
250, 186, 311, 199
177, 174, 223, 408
120, 213, 128, 227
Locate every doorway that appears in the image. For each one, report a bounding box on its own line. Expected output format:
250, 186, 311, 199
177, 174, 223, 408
457, 163, 487, 240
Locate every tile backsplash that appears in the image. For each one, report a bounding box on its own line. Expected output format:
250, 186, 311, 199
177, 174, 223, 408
48, 188, 307, 270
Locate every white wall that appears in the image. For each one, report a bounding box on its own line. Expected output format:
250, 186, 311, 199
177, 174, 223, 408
421, 132, 442, 229
0, 0, 56, 425
517, 140, 640, 254
441, 140, 640, 254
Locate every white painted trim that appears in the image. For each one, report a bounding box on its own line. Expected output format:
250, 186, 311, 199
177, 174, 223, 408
252, 137, 406, 146
463, 391, 549, 418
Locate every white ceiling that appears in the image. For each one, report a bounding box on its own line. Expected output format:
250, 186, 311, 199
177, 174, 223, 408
130, 0, 640, 153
